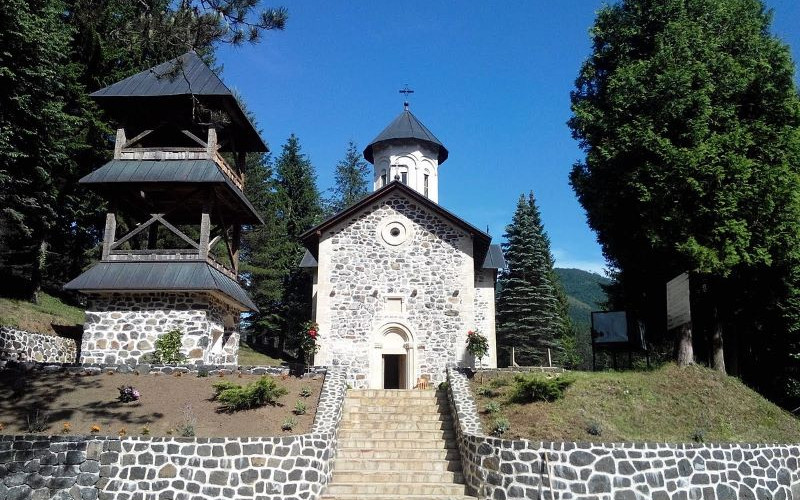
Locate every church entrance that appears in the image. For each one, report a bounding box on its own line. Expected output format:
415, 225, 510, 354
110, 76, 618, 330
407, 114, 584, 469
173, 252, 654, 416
371, 324, 415, 389
382, 354, 407, 389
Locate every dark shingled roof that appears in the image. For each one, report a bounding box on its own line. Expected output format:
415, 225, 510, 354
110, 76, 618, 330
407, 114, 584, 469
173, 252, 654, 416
299, 250, 318, 268
79, 159, 263, 224
64, 261, 257, 311
363, 109, 448, 164
90, 52, 267, 152
300, 181, 492, 268
482, 244, 505, 270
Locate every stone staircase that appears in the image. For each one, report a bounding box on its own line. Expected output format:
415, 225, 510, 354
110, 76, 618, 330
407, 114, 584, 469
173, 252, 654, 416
321, 389, 474, 500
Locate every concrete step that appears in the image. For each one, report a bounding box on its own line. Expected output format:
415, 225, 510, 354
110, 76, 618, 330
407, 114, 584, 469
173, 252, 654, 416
344, 399, 448, 409
342, 405, 446, 415
335, 448, 462, 460
321, 496, 474, 500
334, 458, 462, 472
337, 438, 458, 450
340, 420, 454, 431
332, 470, 464, 484
324, 482, 468, 496
338, 429, 456, 440
348, 389, 442, 399
341, 412, 450, 422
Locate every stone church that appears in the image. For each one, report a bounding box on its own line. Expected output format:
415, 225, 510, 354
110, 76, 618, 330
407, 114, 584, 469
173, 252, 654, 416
300, 105, 503, 389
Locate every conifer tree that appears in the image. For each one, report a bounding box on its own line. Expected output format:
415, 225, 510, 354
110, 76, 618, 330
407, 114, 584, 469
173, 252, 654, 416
497, 193, 566, 366
326, 141, 370, 215
270, 134, 322, 353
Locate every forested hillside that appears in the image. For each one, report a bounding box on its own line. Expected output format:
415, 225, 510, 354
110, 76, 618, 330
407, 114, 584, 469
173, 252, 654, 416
553, 268, 609, 368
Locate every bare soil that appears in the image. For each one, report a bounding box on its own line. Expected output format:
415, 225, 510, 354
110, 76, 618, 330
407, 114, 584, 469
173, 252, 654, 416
0, 370, 323, 438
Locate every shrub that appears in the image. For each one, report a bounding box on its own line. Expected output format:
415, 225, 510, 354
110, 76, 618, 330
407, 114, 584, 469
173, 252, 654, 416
586, 421, 602, 437
197, 368, 209, 378
212, 376, 288, 412
484, 401, 501, 415
281, 417, 296, 431
177, 403, 197, 437
490, 417, 510, 436
118, 385, 140, 403
438, 381, 449, 391
489, 377, 511, 388
476, 385, 495, 397
299, 386, 312, 398
149, 329, 186, 364
294, 400, 307, 415
26, 410, 48, 433
508, 374, 574, 404
691, 428, 706, 443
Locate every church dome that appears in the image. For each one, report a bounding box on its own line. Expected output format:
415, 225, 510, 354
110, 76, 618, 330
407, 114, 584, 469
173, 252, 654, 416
363, 108, 448, 164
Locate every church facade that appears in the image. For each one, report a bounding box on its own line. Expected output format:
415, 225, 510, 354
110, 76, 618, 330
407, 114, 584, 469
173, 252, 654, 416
300, 107, 503, 388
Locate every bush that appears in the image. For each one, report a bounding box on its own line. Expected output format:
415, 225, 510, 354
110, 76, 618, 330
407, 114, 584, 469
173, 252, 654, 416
484, 401, 501, 415
294, 400, 307, 415
212, 376, 288, 412
117, 385, 140, 403
476, 385, 496, 397
282, 417, 296, 431
26, 410, 48, 433
299, 386, 312, 398
508, 374, 574, 404
490, 417, 510, 436
586, 421, 602, 436
149, 329, 186, 365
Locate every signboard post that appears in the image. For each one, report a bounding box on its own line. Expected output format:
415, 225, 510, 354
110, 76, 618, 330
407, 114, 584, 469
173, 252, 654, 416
666, 272, 693, 365
590, 311, 647, 370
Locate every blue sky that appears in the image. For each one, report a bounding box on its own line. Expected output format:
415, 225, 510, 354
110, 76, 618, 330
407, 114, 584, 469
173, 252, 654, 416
217, 1, 800, 276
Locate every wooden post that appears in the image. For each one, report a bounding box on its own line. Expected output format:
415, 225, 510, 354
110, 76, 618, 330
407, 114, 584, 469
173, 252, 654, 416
114, 128, 126, 159
147, 224, 158, 250
231, 224, 241, 275
101, 212, 116, 259
199, 195, 212, 260
206, 127, 217, 158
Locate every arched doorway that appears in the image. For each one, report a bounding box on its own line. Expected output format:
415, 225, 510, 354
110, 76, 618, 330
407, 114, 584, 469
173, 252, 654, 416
372, 324, 415, 389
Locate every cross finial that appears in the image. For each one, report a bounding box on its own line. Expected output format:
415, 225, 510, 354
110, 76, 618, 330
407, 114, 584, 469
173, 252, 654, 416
399, 85, 414, 110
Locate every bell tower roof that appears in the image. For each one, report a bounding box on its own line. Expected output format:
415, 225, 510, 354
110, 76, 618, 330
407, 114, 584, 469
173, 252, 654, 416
363, 108, 448, 164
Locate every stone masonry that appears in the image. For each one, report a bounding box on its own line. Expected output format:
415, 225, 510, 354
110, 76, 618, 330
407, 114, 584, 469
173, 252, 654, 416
0, 327, 78, 364
0, 366, 347, 500
81, 292, 239, 366
315, 192, 483, 387
446, 367, 800, 500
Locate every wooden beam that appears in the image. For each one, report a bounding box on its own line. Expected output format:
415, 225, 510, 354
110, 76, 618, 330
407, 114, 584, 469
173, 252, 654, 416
207, 127, 218, 156
114, 128, 126, 159
181, 129, 208, 148
231, 224, 241, 275
209, 235, 223, 249
198, 194, 212, 259
122, 129, 154, 149
155, 214, 200, 250
101, 212, 116, 260
111, 215, 158, 250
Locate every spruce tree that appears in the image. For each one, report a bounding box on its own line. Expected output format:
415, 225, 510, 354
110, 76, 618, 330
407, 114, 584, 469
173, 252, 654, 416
497, 193, 565, 366
326, 141, 370, 215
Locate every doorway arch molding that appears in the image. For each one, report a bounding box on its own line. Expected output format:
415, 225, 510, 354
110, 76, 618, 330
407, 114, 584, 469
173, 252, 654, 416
370, 322, 416, 389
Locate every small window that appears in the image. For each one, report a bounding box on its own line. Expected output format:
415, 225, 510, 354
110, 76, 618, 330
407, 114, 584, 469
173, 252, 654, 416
400, 171, 408, 184
381, 170, 387, 187
423, 174, 429, 197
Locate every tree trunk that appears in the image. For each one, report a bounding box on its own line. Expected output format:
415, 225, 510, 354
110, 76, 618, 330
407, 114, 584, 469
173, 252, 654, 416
676, 322, 694, 366
29, 238, 47, 304
710, 305, 726, 373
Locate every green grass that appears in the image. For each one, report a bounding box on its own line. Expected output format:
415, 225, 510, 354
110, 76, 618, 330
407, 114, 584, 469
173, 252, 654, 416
472, 364, 800, 443
237, 342, 285, 366
0, 293, 84, 334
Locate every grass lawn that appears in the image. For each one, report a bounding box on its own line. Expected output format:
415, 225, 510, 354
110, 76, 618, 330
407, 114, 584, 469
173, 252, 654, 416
237, 342, 290, 366
471, 363, 800, 443
0, 293, 84, 334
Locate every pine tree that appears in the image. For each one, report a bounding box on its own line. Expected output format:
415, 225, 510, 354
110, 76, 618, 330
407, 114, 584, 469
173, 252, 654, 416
497, 193, 566, 366
270, 134, 322, 353
326, 141, 370, 215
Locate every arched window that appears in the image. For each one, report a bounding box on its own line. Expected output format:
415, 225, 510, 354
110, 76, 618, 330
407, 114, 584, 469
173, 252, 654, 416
380, 169, 387, 187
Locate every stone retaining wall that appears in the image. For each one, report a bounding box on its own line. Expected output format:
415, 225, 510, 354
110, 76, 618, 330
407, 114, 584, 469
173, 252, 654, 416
0, 360, 319, 378
0, 327, 79, 364
446, 367, 800, 500
0, 366, 347, 499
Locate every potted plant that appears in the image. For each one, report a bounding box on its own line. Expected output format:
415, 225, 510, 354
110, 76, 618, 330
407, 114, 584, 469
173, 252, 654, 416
299, 321, 320, 372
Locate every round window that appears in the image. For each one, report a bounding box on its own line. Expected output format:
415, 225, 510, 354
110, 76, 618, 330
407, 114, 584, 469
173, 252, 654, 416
381, 221, 408, 246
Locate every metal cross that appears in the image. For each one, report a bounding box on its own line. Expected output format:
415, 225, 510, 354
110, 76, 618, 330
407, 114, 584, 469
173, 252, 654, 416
399, 85, 414, 109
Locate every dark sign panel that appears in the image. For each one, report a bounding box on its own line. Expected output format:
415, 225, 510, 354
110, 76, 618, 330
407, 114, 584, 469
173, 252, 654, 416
666, 272, 691, 330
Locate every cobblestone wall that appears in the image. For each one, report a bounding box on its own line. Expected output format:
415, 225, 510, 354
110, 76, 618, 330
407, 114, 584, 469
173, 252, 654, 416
0, 327, 78, 364
446, 367, 800, 500
0, 366, 347, 500
80, 292, 239, 366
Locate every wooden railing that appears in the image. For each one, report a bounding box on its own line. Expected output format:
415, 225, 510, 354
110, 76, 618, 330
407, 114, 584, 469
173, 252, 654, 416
118, 147, 244, 191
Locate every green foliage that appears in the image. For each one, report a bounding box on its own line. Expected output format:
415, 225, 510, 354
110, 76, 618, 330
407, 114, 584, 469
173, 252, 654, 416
586, 421, 602, 437
212, 376, 288, 412
437, 381, 449, 391
490, 417, 510, 437
326, 141, 370, 215
299, 386, 312, 398
509, 374, 574, 404
293, 400, 307, 415
281, 416, 296, 431
149, 329, 186, 365
497, 193, 569, 366
466, 330, 489, 363
569, 0, 800, 406
177, 403, 197, 437
476, 385, 495, 398
484, 401, 501, 415
26, 409, 49, 433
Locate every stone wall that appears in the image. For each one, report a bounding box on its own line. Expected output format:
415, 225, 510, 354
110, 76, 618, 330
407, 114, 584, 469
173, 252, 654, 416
0, 327, 78, 364
315, 191, 481, 387
446, 367, 800, 500
0, 366, 347, 500
80, 292, 239, 366
473, 269, 498, 369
